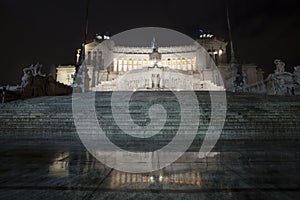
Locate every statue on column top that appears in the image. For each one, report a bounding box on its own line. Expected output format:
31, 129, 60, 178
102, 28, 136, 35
151, 37, 158, 52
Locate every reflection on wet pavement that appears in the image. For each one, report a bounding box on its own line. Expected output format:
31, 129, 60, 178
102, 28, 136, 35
0, 140, 299, 199
48, 152, 69, 177
0, 93, 299, 199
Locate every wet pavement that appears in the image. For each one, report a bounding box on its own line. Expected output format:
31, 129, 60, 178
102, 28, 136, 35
0, 139, 299, 200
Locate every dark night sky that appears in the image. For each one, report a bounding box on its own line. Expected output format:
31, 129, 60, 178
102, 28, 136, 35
0, 0, 299, 86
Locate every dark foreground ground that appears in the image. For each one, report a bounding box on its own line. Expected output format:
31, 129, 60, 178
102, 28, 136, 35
0, 139, 299, 200
0, 92, 299, 199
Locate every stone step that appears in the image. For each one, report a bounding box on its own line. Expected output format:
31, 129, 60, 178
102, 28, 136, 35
0, 92, 299, 141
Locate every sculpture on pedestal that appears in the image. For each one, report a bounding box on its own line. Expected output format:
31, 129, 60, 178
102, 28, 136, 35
151, 74, 160, 89
274, 59, 285, 74
21, 63, 45, 88
73, 64, 90, 93
265, 60, 297, 95
293, 66, 300, 85
21, 66, 33, 88
151, 37, 158, 52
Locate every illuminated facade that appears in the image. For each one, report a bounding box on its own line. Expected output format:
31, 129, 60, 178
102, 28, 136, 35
56, 65, 76, 86
56, 34, 264, 91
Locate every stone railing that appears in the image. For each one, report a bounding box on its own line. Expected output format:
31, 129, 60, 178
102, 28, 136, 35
245, 80, 267, 94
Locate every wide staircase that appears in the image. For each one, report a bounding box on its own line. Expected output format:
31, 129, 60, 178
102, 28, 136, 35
0, 92, 299, 149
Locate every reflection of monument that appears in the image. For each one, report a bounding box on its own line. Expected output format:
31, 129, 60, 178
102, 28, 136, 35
48, 152, 69, 177
110, 170, 202, 188
108, 152, 221, 188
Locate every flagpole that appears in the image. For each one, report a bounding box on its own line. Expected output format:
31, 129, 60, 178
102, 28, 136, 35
226, 1, 236, 63
74, 0, 90, 91
78, 0, 90, 67
84, 0, 90, 45
226, 0, 242, 92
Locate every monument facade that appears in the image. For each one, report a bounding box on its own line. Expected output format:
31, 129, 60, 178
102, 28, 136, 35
57, 33, 264, 92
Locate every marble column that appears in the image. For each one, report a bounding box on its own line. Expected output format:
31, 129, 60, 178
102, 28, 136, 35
187, 58, 191, 71
173, 58, 177, 70
118, 59, 123, 72
123, 58, 128, 72
113, 58, 118, 72
192, 57, 196, 71
178, 58, 182, 70
188, 58, 192, 71
128, 59, 132, 71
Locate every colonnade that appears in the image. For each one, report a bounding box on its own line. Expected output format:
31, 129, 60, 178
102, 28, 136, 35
113, 57, 197, 72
